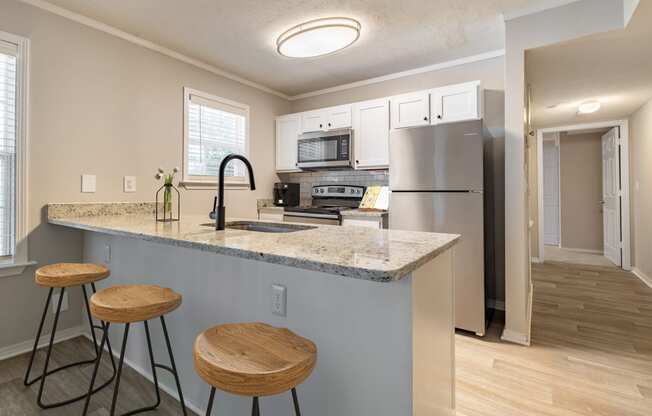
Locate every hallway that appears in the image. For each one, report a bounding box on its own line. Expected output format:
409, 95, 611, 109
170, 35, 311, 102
456, 261, 652, 416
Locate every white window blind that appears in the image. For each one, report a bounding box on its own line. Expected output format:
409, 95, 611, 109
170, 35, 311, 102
186, 92, 248, 181
0, 48, 16, 258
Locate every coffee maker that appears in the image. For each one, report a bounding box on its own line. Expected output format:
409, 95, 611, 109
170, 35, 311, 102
273, 183, 300, 207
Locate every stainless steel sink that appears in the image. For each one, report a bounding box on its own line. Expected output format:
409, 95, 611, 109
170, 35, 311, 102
201, 221, 316, 233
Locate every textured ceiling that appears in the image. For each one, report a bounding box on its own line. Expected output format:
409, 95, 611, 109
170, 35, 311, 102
40, 0, 534, 96
527, 0, 652, 128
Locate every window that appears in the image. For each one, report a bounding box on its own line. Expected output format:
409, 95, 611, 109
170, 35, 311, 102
183, 88, 250, 186
0, 32, 30, 277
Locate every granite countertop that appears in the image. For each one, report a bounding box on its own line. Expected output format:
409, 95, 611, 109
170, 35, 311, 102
47, 203, 458, 282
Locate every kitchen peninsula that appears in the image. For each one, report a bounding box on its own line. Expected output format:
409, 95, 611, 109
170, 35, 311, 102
48, 202, 459, 416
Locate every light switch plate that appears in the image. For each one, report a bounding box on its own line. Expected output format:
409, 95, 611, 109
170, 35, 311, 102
271, 284, 287, 317
123, 176, 137, 193
81, 174, 96, 193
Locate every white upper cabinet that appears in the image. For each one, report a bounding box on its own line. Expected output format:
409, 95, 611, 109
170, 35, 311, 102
352, 98, 389, 169
390, 91, 430, 129
300, 110, 324, 133
430, 81, 481, 124
300, 105, 352, 133
275, 114, 301, 172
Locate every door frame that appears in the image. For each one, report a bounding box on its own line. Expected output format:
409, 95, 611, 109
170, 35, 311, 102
535, 120, 631, 270
542, 133, 561, 247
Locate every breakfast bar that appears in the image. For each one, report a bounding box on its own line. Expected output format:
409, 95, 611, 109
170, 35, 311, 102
48, 202, 459, 416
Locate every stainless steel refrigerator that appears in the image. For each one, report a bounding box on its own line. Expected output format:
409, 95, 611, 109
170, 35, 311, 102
389, 120, 487, 336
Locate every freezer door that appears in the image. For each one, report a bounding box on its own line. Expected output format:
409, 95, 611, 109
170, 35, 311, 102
389, 120, 483, 191
390, 191, 485, 335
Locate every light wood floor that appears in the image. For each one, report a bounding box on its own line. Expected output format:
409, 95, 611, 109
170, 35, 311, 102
2, 261, 651, 415
544, 246, 614, 268
456, 261, 652, 416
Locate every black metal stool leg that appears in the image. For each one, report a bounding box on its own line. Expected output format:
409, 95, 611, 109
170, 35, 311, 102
82, 321, 110, 415
35, 287, 65, 408
25, 285, 117, 409
252, 396, 260, 416
291, 388, 301, 416
23, 288, 53, 387
109, 323, 130, 416
205, 387, 216, 416
161, 315, 188, 416
90, 283, 118, 374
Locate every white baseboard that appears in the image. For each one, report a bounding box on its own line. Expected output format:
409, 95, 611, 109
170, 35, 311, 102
632, 268, 652, 289
81, 332, 203, 416
0, 325, 85, 361
500, 328, 530, 346
486, 299, 505, 311
531, 257, 542, 264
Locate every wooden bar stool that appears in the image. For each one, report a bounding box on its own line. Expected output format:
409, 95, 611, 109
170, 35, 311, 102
24, 263, 117, 409
193, 323, 317, 416
81, 284, 188, 416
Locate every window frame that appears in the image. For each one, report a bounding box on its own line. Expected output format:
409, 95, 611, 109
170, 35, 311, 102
181, 87, 251, 189
0, 30, 33, 277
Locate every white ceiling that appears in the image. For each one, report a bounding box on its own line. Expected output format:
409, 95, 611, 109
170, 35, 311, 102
38, 0, 535, 96
527, 0, 652, 128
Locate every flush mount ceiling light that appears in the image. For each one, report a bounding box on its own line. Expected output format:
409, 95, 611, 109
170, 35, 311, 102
577, 101, 601, 114
276, 17, 361, 58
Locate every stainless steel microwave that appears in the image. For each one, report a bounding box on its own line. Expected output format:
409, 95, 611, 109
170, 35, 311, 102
297, 129, 353, 169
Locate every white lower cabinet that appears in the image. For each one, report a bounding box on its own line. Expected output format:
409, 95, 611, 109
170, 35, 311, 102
275, 114, 301, 172
352, 98, 390, 169
342, 216, 387, 229
258, 208, 284, 222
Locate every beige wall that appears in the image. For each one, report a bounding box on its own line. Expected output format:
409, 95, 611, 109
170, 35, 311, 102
0, 0, 290, 349
559, 132, 604, 251
291, 57, 507, 304
630, 97, 652, 279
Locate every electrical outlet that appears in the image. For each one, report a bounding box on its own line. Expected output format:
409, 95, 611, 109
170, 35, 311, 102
52, 292, 69, 314
271, 284, 286, 317
81, 174, 96, 193
104, 243, 111, 263
123, 176, 136, 193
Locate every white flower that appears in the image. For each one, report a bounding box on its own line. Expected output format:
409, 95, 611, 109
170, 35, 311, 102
157, 167, 164, 174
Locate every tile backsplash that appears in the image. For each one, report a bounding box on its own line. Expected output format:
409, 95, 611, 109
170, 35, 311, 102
277, 169, 389, 200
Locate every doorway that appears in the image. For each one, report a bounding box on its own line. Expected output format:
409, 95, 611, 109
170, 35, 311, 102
535, 120, 631, 270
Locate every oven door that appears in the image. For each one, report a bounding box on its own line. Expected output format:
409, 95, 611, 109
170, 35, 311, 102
297, 129, 352, 169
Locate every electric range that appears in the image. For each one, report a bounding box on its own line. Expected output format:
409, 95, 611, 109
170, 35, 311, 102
283, 185, 365, 225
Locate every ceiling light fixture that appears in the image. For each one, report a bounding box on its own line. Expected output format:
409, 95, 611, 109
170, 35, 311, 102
277, 17, 361, 58
577, 101, 601, 114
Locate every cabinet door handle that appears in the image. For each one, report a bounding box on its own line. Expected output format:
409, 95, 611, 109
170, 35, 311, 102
437, 115, 442, 119
356, 160, 359, 164
319, 124, 323, 128
423, 116, 428, 121
328, 123, 331, 127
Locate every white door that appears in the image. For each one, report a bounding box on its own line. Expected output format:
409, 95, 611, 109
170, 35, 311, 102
275, 114, 301, 172
301, 110, 325, 133
390, 91, 430, 129
543, 140, 560, 246
430, 81, 480, 124
324, 105, 352, 130
352, 98, 389, 169
602, 127, 622, 266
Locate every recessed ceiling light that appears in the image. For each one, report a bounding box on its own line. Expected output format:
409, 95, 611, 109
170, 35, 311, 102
277, 17, 361, 58
577, 101, 601, 114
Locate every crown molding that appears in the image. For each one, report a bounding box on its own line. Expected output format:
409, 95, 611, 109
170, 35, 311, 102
288, 49, 505, 101
17, 0, 291, 100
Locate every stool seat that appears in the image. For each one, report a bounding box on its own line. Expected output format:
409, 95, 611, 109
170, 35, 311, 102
35, 263, 110, 288
193, 323, 317, 397
90, 284, 182, 323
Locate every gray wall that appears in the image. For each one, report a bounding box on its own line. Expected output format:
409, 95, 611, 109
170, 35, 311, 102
630, 97, 652, 279
289, 57, 506, 304
0, 0, 290, 350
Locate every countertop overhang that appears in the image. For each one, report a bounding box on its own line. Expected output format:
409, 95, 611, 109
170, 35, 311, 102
47, 203, 459, 282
